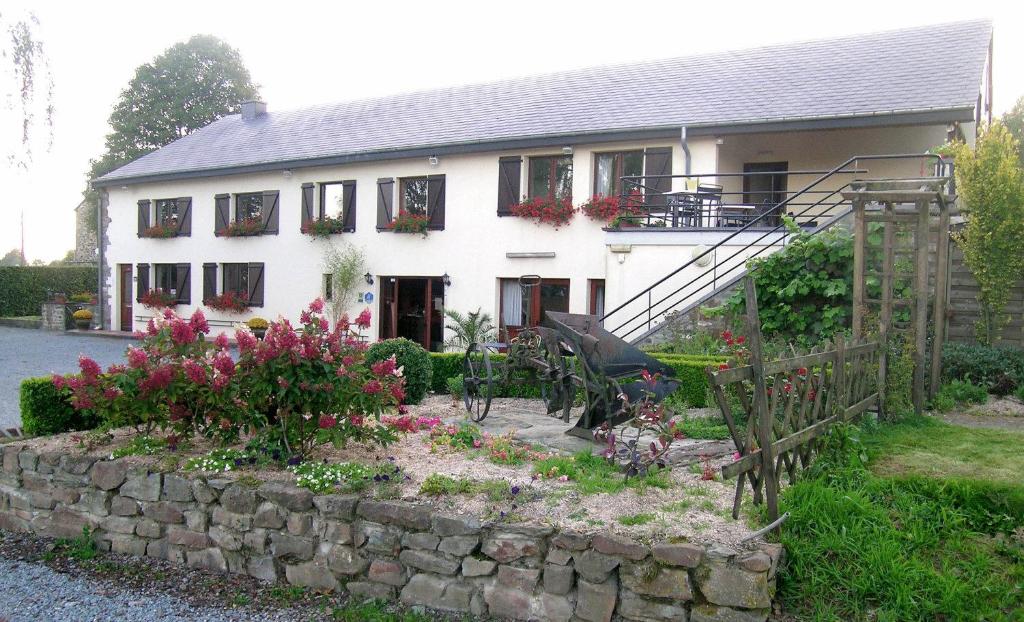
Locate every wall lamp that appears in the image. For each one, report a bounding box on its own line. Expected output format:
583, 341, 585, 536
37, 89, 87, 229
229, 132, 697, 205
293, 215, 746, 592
428, 155, 439, 166
364, 272, 374, 285
561, 145, 573, 155
442, 273, 451, 287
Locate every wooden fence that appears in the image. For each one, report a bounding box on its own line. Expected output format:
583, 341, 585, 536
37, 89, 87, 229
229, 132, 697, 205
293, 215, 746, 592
705, 278, 880, 523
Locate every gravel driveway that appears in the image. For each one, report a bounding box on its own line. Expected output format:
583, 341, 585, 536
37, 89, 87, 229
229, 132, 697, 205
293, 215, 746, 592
0, 328, 136, 430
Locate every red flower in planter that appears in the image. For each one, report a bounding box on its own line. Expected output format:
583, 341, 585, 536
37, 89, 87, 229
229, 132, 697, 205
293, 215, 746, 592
204, 291, 249, 314
387, 213, 429, 235
140, 289, 177, 310
509, 196, 576, 228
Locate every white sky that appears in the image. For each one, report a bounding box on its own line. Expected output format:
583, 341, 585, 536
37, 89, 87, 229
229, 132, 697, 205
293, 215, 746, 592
0, 0, 1020, 262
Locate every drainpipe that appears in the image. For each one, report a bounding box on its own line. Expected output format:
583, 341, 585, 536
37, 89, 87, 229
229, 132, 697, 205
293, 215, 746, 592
96, 187, 105, 330
680, 126, 692, 175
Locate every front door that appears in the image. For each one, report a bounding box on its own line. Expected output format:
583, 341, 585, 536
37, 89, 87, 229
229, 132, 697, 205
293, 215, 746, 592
119, 264, 133, 331
378, 277, 445, 351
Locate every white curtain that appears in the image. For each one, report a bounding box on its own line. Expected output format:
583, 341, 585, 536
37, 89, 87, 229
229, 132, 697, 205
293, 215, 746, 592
502, 280, 522, 326
595, 154, 614, 196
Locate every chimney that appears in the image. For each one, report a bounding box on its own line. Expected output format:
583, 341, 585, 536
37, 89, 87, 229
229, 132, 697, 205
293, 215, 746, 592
240, 100, 267, 121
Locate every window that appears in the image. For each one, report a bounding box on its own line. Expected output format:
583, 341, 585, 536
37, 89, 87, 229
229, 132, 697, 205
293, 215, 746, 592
223, 263, 250, 297
400, 177, 429, 216
236, 193, 263, 221
320, 183, 345, 219
529, 155, 573, 200
589, 279, 605, 319
594, 151, 643, 197
323, 274, 333, 301
154, 264, 177, 295
499, 277, 570, 330
154, 199, 179, 226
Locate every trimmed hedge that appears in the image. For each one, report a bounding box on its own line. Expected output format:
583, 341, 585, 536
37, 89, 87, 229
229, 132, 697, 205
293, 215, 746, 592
0, 266, 97, 317
366, 338, 433, 405
20, 376, 99, 436
942, 342, 1024, 393
429, 352, 725, 407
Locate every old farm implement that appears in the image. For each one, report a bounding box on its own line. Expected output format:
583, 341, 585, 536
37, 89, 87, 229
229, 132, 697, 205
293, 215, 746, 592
461, 276, 679, 438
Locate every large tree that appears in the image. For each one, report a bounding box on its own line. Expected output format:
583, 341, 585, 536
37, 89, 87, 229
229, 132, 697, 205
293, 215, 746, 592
0, 249, 26, 267
86, 34, 259, 188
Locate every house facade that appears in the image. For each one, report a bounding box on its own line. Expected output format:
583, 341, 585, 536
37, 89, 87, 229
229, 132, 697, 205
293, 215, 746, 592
93, 20, 993, 349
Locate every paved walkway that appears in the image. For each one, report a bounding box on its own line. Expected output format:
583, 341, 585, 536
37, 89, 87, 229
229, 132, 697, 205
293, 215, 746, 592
0, 328, 136, 430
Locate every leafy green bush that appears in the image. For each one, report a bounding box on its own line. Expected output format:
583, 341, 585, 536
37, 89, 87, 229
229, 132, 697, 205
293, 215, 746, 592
941, 342, 1024, 394
0, 266, 97, 317
445, 376, 463, 399
20, 376, 98, 436
367, 338, 433, 404
933, 380, 988, 412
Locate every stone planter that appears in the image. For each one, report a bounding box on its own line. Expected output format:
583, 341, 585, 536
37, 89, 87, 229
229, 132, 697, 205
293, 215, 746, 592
0, 446, 781, 621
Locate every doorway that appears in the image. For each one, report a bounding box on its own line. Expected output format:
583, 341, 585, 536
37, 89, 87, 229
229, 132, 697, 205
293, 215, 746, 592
743, 161, 788, 225
379, 276, 446, 351
118, 264, 133, 332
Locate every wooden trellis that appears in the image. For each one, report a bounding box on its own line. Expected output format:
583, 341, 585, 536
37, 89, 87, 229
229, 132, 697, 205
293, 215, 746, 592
706, 278, 880, 523
847, 179, 953, 413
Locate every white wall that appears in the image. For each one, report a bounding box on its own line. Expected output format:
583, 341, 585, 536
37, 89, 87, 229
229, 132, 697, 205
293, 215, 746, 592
103, 124, 943, 343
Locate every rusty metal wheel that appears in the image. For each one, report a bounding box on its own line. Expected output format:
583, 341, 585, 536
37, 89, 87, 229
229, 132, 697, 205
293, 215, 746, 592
462, 342, 494, 422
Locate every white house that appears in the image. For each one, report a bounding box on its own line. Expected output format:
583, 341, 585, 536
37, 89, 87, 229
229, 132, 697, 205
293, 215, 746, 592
92, 20, 993, 349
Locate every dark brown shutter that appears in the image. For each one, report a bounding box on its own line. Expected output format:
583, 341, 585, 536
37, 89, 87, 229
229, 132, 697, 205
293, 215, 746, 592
301, 183, 315, 228
214, 194, 230, 235
174, 263, 191, 304
427, 174, 446, 230
247, 263, 265, 306
136, 263, 150, 302
342, 180, 357, 232
261, 191, 279, 234
376, 178, 394, 229
137, 200, 151, 236
176, 197, 192, 236
202, 263, 217, 303
497, 156, 522, 216
644, 147, 673, 207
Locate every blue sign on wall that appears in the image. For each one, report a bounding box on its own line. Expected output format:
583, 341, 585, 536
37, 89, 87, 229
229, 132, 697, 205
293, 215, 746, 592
364, 292, 374, 303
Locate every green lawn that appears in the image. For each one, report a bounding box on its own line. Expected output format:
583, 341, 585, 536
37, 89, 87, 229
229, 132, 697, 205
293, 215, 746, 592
775, 417, 1024, 622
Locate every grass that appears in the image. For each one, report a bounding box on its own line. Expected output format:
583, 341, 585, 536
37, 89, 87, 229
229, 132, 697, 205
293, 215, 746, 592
42, 527, 98, 562
776, 417, 1024, 621
616, 512, 656, 526
531, 451, 671, 495
332, 599, 438, 621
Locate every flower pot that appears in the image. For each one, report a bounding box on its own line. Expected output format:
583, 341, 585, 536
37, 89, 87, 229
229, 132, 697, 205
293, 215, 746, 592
74, 319, 91, 330
252, 328, 267, 340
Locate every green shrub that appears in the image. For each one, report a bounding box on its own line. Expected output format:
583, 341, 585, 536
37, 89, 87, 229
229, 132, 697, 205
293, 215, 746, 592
20, 376, 98, 436
941, 342, 1024, 394
446, 376, 463, 399
932, 380, 988, 412
367, 338, 433, 405
429, 353, 464, 392
0, 266, 97, 317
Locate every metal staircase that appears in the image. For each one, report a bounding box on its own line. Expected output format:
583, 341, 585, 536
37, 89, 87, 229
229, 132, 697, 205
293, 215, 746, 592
600, 154, 951, 344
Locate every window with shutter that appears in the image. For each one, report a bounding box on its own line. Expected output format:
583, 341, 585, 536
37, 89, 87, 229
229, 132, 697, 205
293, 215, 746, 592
214, 194, 230, 235
376, 178, 395, 229
175, 197, 192, 236
594, 151, 643, 197
137, 200, 151, 237
341, 180, 356, 232
399, 178, 428, 216
247, 263, 265, 307
175, 263, 191, 304
426, 175, 445, 230
497, 157, 522, 216
202, 263, 217, 303
301, 183, 315, 227
643, 147, 673, 207
261, 191, 279, 234
222, 263, 249, 298
136, 263, 150, 303
154, 264, 177, 294
528, 155, 573, 200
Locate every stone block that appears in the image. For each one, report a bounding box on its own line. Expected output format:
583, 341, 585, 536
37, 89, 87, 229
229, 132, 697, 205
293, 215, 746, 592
575, 577, 618, 622
431, 513, 481, 536
652, 543, 704, 568
258, 481, 313, 512
368, 559, 406, 586
538, 592, 575, 622
287, 512, 313, 536
573, 549, 620, 583
551, 530, 590, 551
325, 543, 368, 575
592, 533, 648, 561
142, 501, 184, 524
247, 555, 278, 583
166, 526, 210, 549
271, 532, 314, 561
28, 492, 55, 510
191, 479, 217, 504
145, 538, 168, 559
21, 472, 48, 491
546, 547, 573, 566
187, 547, 228, 573
109, 534, 148, 556
90, 461, 127, 491
498, 564, 541, 591
243, 528, 269, 554
462, 556, 497, 577
184, 510, 207, 532
285, 558, 338, 592
358, 500, 431, 530
18, 450, 38, 472
253, 501, 286, 529
354, 521, 401, 555
439, 535, 479, 556
0, 511, 30, 532
101, 515, 138, 535
211, 506, 252, 531
401, 531, 439, 551
690, 604, 768, 622
136, 518, 163, 539
399, 548, 461, 575
209, 525, 243, 551
347, 581, 395, 601
120, 472, 161, 502
400, 573, 473, 612
621, 560, 693, 600
2, 446, 21, 474
51, 485, 80, 505
76, 490, 111, 516
544, 563, 574, 595
324, 520, 352, 544
481, 535, 543, 563
737, 551, 772, 573
220, 484, 258, 514
483, 584, 533, 620
312, 494, 359, 520
161, 474, 194, 502
60, 454, 97, 476
695, 557, 771, 609
618, 590, 690, 622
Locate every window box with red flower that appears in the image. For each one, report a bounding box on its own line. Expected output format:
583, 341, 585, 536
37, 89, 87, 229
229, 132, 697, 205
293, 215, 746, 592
509, 196, 576, 228
140, 288, 178, 310
301, 216, 347, 238
141, 221, 178, 238
204, 291, 249, 314
387, 212, 429, 236
218, 217, 263, 237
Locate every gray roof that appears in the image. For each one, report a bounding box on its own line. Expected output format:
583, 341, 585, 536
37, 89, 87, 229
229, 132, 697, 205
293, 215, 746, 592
96, 19, 991, 186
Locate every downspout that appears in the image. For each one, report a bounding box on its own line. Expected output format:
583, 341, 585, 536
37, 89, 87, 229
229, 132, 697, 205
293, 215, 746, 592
680, 126, 691, 175
96, 187, 105, 330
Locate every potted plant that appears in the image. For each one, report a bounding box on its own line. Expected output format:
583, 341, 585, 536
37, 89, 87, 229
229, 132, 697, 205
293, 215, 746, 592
218, 217, 263, 237
509, 196, 576, 228
387, 213, 430, 236
204, 291, 249, 314
301, 216, 348, 238
141, 222, 178, 238
72, 308, 93, 330
609, 213, 639, 229
247, 316, 269, 339
140, 288, 177, 309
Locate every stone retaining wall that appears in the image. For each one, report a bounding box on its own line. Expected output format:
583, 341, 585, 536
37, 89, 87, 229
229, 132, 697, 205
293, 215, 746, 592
0, 445, 780, 622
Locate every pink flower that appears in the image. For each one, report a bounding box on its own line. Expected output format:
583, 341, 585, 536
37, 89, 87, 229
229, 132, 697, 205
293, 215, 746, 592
51, 375, 66, 390
718, 363, 729, 370
213, 333, 230, 350
182, 359, 207, 385
318, 414, 337, 429
472, 439, 482, 448
732, 452, 741, 462
212, 374, 230, 392
103, 387, 122, 400
170, 320, 195, 346
355, 308, 371, 329
277, 376, 290, 389
318, 317, 329, 332
390, 383, 406, 402
350, 414, 364, 427
189, 309, 210, 334
78, 355, 101, 379
308, 298, 325, 313
235, 329, 258, 353
107, 364, 126, 374
337, 314, 350, 332
558, 475, 569, 482
300, 310, 312, 325
372, 357, 397, 376
213, 351, 235, 376
736, 336, 746, 345
362, 380, 382, 395
398, 404, 409, 415
722, 330, 733, 341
